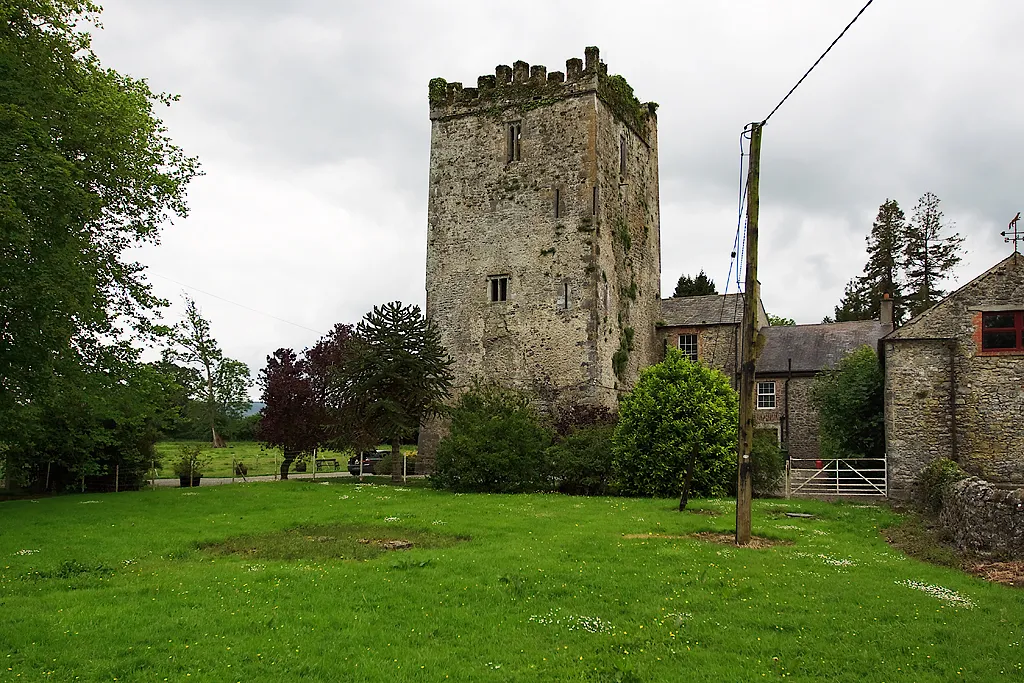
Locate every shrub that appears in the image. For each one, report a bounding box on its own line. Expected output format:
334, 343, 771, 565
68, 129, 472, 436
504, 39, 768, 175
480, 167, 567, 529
917, 458, 967, 514
613, 348, 738, 499
171, 444, 212, 478
811, 346, 884, 460
548, 424, 617, 496
432, 382, 553, 493
751, 432, 785, 498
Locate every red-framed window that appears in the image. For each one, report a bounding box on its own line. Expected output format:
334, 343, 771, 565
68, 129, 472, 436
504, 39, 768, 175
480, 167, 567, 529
981, 311, 1024, 351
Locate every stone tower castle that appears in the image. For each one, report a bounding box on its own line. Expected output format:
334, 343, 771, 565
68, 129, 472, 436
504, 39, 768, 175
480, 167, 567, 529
419, 47, 661, 466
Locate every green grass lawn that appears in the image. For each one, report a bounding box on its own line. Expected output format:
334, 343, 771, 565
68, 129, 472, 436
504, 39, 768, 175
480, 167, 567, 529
151, 442, 418, 479
1, 483, 1021, 682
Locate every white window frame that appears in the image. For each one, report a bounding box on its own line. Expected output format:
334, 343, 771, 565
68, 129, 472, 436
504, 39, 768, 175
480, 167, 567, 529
678, 334, 698, 362
757, 381, 776, 409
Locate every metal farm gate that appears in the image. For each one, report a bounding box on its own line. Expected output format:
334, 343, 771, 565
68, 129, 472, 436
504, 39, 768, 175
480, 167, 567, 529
786, 456, 887, 498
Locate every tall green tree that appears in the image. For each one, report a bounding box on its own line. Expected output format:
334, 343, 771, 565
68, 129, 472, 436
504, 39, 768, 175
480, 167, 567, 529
861, 199, 907, 322
1, 1, 197, 471
166, 296, 252, 447
338, 302, 453, 481
672, 270, 718, 297
612, 347, 738, 507
904, 192, 965, 318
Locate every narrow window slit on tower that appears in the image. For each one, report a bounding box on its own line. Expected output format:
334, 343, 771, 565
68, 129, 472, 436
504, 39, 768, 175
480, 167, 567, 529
488, 275, 509, 302
506, 122, 521, 162
592, 186, 598, 216
619, 135, 627, 176
563, 282, 569, 310
554, 188, 561, 218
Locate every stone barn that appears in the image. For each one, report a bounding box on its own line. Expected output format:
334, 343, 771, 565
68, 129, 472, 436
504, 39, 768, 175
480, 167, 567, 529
884, 253, 1024, 499
419, 47, 662, 468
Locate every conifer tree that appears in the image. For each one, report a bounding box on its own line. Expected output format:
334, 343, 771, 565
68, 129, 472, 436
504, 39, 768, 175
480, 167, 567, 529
672, 270, 718, 297
861, 199, 907, 323
831, 278, 873, 322
903, 192, 965, 318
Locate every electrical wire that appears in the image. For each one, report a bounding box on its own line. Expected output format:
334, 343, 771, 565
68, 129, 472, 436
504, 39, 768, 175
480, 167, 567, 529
761, 0, 875, 125
152, 273, 326, 335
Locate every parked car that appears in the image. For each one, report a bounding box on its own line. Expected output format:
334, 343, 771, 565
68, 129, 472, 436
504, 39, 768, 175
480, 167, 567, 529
347, 450, 388, 475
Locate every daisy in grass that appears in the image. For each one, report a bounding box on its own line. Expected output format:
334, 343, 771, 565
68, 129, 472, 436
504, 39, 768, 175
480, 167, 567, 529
896, 579, 975, 609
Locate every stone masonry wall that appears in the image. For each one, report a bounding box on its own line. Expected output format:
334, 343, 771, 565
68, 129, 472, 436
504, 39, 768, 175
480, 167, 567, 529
749, 375, 819, 462
939, 476, 1024, 558
884, 340, 955, 500
657, 325, 739, 387
886, 253, 1024, 498
420, 48, 659, 469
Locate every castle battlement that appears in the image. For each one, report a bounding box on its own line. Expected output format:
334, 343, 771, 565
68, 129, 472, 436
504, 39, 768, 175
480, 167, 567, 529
428, 46, 658, 141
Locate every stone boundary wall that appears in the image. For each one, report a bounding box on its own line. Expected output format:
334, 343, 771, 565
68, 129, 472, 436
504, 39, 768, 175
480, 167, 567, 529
938, 476, 1024, 558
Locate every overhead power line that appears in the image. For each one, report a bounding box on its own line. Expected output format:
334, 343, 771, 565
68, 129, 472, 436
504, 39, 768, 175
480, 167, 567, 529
762, 0, 875, 125
152, 273, 325, 335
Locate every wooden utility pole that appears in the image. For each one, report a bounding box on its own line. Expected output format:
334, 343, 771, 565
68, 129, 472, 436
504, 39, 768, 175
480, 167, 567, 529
736, 122, 763, 546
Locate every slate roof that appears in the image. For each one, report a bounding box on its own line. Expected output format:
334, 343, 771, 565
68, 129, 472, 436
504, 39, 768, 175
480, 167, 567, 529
659, 294, 744, 326
756, 320, 890, 374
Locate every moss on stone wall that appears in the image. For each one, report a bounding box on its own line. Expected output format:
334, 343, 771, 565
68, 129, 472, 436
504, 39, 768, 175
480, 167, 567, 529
429, 77, 448, 105
597, 73, 656, 142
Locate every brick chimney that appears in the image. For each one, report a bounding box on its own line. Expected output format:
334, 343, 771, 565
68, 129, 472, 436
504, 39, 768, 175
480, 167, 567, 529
880, 293, 895, 333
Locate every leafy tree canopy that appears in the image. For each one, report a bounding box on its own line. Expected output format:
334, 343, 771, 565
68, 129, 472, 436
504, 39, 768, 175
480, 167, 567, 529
672, 270, 718, 298
768, 315, 795, 326
1, 0, 198, 486
811, 346, 884, 460
613, 347, 738, 499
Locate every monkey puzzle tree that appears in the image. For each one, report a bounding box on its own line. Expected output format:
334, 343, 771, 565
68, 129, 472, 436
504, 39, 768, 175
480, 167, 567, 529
336, 302, 453, 481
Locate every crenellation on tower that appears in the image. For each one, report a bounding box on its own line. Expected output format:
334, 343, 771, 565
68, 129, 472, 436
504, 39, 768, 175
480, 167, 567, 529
512, 60, 530, 83
419, 46, 662, 470
565, 57, 583, 81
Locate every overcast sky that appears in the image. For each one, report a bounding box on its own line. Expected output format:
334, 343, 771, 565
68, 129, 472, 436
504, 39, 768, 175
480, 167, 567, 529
90, 0, 1024, 395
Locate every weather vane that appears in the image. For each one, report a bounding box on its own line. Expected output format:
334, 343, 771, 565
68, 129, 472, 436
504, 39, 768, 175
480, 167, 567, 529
1002, 212, 1022, 253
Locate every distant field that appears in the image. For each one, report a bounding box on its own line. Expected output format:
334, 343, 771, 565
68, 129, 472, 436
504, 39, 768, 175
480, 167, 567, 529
1, 483, 1021, 681
151, 441, 418, 479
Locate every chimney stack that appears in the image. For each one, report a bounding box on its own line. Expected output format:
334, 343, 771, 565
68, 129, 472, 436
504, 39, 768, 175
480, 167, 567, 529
880, 293, 895, 332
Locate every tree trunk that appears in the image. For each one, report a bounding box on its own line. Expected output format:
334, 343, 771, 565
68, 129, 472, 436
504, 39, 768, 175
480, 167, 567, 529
391, 438, 402, 483
280, 451, 298, 480
679, 447, 698, 511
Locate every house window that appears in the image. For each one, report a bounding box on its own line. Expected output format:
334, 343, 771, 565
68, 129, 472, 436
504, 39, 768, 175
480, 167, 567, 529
506, 122, 521, 162
678, 334, 697, 361
757, 381, 776, 409
488, 275, 509, 302
981, 311, 1024, 350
